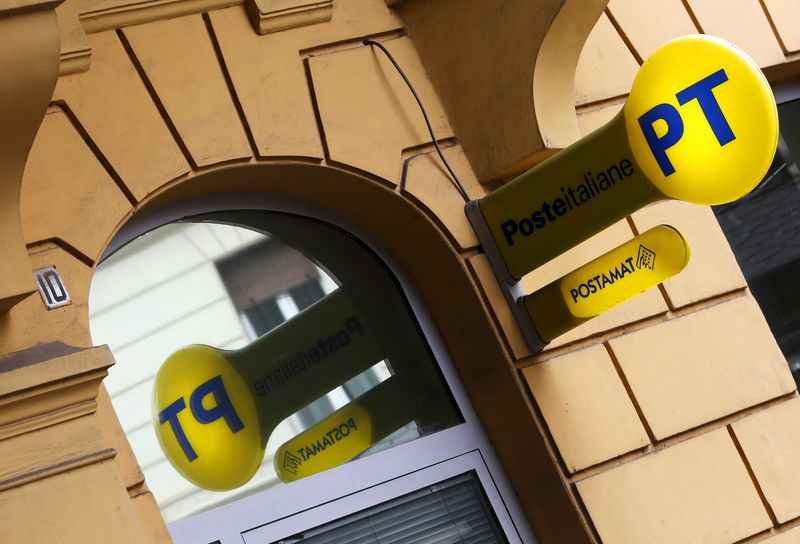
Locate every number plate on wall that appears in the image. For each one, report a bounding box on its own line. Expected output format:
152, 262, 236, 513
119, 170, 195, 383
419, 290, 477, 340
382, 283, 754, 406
34, 266, 71, 309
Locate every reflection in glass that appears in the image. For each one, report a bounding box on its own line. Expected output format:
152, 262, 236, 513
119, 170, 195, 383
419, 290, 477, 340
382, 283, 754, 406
89, 220, 461, 522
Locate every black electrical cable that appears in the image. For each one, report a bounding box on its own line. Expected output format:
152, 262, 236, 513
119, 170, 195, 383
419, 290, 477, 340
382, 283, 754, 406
363, 39, 470, 203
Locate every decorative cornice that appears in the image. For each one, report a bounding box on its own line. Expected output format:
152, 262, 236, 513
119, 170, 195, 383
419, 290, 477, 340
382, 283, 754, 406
58, 0, 244, 74
77, 0, 241, 33
59, 46, 92, 75
54, 0, 336, 73
0, 343, 115, 491
57, 1, 92, 75
0, 0, 61, 17
246, 0, 332, 35
0, 342, 112, 423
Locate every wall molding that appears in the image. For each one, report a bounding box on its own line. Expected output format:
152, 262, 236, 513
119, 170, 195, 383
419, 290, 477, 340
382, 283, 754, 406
78, 0, 241, 33
246, 0, 332, 35
57, 1, 92, 75
0, 343, 115, 492
56, 0, 335, 73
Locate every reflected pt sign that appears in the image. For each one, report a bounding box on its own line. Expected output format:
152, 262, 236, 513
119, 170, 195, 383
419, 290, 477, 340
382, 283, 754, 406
467, 34, 778, 283
152, 289, 385, 491
274, 377, 414, 483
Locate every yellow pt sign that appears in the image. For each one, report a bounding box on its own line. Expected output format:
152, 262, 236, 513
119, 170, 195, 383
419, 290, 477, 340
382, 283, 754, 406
152, 289, 384, 490
523, 226, 690, 342
467, 35, 778, 282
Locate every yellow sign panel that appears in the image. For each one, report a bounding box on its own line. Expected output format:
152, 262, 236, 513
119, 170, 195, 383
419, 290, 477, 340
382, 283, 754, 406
467, 34, 778, 282
276, 403, 373, 483
523, 225, 690, 342
153, 345, 262, 491
152, 289, 385, 490
275, 378, 414, 482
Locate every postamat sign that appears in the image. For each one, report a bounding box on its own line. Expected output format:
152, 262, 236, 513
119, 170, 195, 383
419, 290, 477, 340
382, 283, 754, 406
522, 225, 690, 343
274, 377, 414, 483
467, 34, 778, 349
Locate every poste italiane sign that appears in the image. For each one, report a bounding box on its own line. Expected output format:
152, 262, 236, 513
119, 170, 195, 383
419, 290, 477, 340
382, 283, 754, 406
467, 34, 778, 350
466, 35, 778, 283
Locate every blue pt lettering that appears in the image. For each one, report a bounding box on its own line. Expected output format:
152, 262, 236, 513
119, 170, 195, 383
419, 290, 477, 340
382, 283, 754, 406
190, 375, 245, 433
676, 68, 735, 147
638, 103, 684, 177
501, 220, 518, 246
158, 397, 197, 462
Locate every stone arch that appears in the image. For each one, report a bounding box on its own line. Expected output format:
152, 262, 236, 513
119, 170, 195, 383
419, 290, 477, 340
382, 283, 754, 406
95, 159, 583, 540
7, 0, 615, 355
10, 3, 479, 354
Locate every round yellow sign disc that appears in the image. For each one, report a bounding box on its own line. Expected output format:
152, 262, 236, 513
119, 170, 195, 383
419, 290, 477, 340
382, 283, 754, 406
624, 34, 778, 205
152, 345, 263, 491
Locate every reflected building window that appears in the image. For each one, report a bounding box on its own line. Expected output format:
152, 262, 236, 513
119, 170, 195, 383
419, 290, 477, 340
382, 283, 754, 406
214, 239, 387, 430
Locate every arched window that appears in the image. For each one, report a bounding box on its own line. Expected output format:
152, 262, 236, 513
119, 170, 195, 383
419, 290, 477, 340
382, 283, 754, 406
89, 194, 536, 543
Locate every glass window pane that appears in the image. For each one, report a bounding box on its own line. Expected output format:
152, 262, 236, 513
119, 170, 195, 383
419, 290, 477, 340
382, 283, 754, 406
89, 218, 463, 522
289, 281, 327, 312
244, 299, 285, 335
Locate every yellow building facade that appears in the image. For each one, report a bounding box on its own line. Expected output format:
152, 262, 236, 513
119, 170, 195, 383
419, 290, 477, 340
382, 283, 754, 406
2, 0, 800, 542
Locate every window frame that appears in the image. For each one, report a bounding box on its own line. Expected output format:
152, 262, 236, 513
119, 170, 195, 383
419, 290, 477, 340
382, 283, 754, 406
241, 452, 513, 544
772, 78, 800, 105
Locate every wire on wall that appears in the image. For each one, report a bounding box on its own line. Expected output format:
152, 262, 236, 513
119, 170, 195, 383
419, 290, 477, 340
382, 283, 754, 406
363, 39, 470, 203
